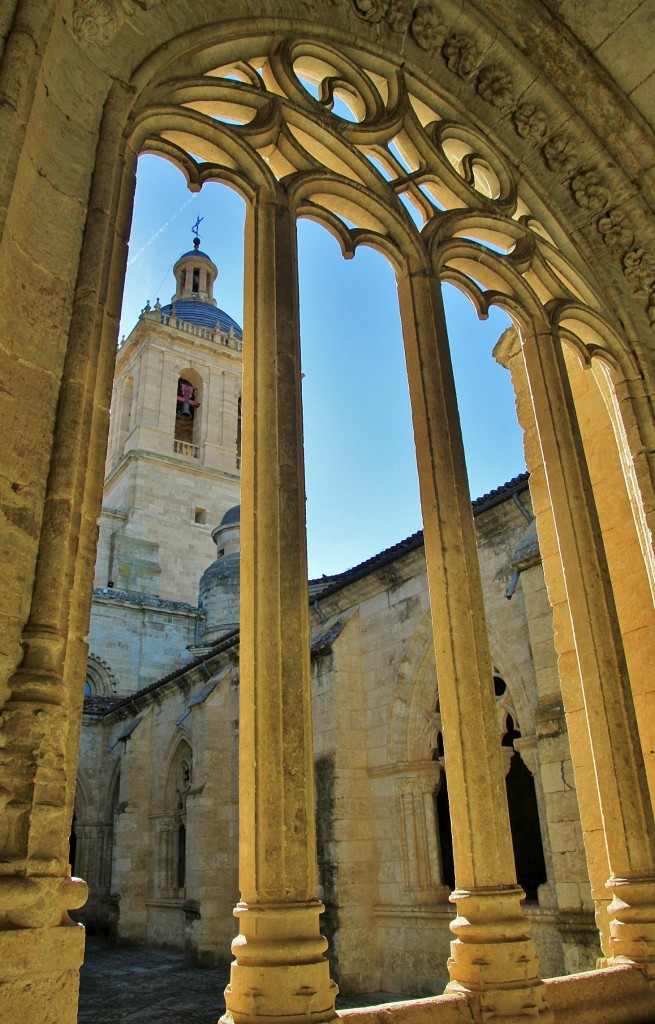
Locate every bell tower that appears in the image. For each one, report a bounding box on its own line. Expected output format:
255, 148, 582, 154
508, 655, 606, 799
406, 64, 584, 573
95, 234, 243, 604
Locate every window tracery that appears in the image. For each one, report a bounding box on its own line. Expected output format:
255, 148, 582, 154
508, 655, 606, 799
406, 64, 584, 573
157, 741, 193, 897
424, 674, 547, 899
130, 31, 641, 371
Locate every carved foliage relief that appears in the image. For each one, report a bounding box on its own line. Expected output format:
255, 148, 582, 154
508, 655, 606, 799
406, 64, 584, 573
347, 0, 654, 320
72, 0, 161, 45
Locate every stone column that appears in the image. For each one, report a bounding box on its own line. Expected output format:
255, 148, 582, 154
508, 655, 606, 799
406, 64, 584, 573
519, 318, 655, 980
222, 190, 337, 1024
0, 80, 135, 1023
494, 328, 611, 951
396, 264, 551, 1022
398, 764, 448, 895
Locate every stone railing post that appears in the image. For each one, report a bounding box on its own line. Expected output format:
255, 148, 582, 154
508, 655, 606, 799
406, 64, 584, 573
396, 264, 551, 1022
519, 319, 655, 981
222, 189, 337, 1024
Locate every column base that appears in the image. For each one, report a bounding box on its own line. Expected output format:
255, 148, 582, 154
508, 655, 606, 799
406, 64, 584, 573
0, 922, 86, 1024
600, 876, 655, 985
445, 887, 552, 1022
222, 900, 338, 1024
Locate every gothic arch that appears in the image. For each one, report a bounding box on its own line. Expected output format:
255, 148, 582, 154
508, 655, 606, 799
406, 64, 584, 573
390, 610, 535, 765
155, 735, 193, 897
73, 770, 90, 823
160, 732, 194, 814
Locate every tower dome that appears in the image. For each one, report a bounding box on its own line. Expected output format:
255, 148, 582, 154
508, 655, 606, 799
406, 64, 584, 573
160, 237, 243, 338
198, 506, 241, 644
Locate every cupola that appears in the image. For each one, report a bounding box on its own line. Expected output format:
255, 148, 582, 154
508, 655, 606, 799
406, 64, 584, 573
171, 236, 218, 306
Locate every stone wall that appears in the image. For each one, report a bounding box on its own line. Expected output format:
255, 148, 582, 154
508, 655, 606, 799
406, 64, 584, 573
87, 590, 201, 695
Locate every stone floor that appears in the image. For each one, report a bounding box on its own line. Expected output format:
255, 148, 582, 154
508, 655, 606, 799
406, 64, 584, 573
78, 938, 414, 1024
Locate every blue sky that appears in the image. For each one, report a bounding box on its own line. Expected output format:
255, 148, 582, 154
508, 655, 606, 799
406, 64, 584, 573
122, 155, 524, 577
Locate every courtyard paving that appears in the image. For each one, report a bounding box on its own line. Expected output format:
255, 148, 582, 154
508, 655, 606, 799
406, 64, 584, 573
78, 938, 414, 1024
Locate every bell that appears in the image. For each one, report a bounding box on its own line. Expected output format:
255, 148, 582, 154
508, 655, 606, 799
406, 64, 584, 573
178, 402, 192, 419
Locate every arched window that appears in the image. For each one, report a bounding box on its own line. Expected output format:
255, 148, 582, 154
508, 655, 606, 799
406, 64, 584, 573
173, 371, 203, 457
434, 775, 455, 890
431, 675, 547, 898
506, 752, 547, 901
159, 740, 192, 896
174, 377, 198, 445
174, 755, 191, 890
85, 654, 118, 697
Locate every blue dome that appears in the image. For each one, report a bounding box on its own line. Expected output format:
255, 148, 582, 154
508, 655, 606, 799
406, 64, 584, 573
176, 248, 214, 261
161, 300, 243, 339
220, 505, 240, 527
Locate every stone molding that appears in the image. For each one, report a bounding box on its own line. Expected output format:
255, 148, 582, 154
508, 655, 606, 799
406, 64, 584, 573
343, 0, 655, 324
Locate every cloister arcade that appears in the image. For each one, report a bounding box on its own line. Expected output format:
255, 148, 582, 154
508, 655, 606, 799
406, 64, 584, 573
2, 3, 655, 1023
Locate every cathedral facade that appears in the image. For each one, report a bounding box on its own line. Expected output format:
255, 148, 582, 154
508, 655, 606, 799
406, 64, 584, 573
76, 244, 598, 994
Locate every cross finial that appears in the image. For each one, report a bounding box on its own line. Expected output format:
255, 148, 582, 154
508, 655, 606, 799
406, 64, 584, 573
191, 215, 204, 246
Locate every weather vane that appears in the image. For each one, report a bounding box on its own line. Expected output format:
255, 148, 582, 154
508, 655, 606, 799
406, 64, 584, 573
191, 214, 204, 246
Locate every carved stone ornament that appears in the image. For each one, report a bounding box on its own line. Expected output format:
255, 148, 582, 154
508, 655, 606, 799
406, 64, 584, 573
542, 132, 578, 175
513, 102, 549, 142
477, 64, 514, 108
442, 33, 480, 78
410, 3, 443, 49
623, 248, 655, 294
571, 170, 610, 214
352, 0, 389, 22
72, 0, 159, 44
598, 208, 634, 252
72, 0, 118, 44
387, 0, 413, 32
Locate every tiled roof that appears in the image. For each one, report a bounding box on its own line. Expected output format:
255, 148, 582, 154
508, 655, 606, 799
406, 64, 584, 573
308, 473, 530, 602
160, 300, 243, 338
83, 694, 123, 714
103, 628, 241, 716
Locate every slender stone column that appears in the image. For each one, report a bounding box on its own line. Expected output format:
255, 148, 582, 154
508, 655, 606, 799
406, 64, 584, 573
494, 327, 612, 951
222, 191, 337, 1024
520, 320, 655, 980
396, 265, 551, 1022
